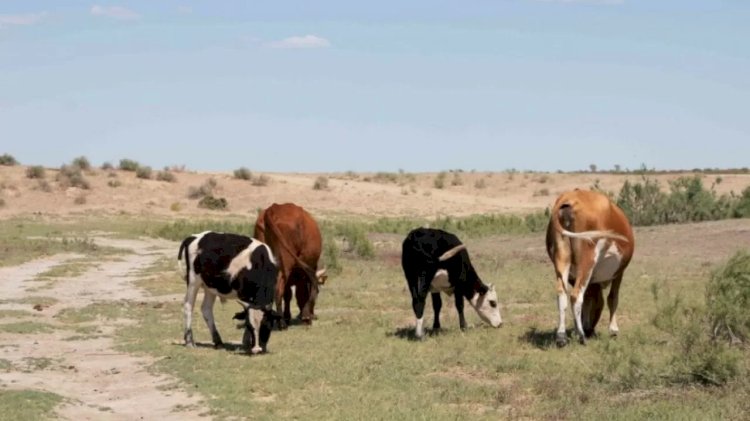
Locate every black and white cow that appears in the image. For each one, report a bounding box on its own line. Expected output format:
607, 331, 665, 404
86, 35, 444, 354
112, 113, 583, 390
178, 231, 278, 354
402, 228, 502, 339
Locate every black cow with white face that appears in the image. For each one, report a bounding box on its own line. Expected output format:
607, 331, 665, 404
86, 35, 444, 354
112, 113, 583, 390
402, 228, 503, 339
178, 231, 278, 354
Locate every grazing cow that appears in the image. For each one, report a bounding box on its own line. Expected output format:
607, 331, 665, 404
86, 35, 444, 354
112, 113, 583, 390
254, 203, 327, 329
401, 228, 503, 339
546, 189, 635, 347
178, 231, 278, 354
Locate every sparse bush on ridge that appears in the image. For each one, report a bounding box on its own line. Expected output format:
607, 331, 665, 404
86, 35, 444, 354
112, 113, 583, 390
26, 166, 46, 179
434, 172, 447, 189
136, 166, 152, 180
72, 156, 91, 171
0, 154, 18, 166
156, 170, 176, 183
313, 176, 329, 191
188, 178, 218, 199
101, 162, 114, 170
198, 195, 228, 211
234, 167, 252, 180
252, 174, 270, 186
119, 159, 140, 171
56, 165, 90, 190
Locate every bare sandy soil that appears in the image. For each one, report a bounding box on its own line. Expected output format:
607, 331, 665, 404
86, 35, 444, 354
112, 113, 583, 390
0, 237, 208, 420
2, 165, 749, 219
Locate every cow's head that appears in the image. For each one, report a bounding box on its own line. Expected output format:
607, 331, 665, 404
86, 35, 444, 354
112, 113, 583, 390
238, 304, 280, 355
469, 284, 503, 328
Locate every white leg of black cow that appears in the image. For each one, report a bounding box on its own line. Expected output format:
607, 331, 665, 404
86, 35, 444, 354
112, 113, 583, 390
183, 279, 201, 348
412, 274, 428, 339
201, 292, 223, 348
248, 309, 264, 355
573, 240, 606, 344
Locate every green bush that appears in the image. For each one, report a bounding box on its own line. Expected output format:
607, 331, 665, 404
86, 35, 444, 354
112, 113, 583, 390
101, 162, 114, 170
136, 166, 152, 179
26, 166, 46, 179
234, 167, 252, 180
156, 170, 176, 183
322, 241, 342, 276
119, 159, 140, 171
735, 187, 750, 218
0, 153, 18, 166
56, 165, 90, 190
706, 250, 750, 344
72, 156, 91, 171
197, 195, 228, 211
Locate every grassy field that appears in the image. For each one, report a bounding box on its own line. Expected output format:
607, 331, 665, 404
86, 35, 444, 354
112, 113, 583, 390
1, 216, 749, 420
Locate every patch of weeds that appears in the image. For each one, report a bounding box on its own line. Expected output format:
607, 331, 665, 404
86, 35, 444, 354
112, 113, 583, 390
474, 178, 487, 189
170, 202, 184, 212
20, 357, 56, 372
156, 170, 177, 183
119, 159, 140, 171
534, 188, 550, 197
0, 389, 63, 420
136, 166, 152, 180
0, 198, 5, 208
108, 179, 122, 188
188, 178, 217, 199
434, 171, 447, 189
313, 176, 329, 191
197, 195, 228, 211
34, 259, 92, 281
25, 166, 46, 179
323, 241, 342, 276
0, 358, 11, 371
72, 156, 91, 171
706, 250, 750, 344
0, 310, 36, 319
233, 167, 252, 180
74, 194, 87, 205
57, 301, 134, 324
101, 161, 114, 170
35, 179, 52, 192
56, 165, 90, 189
0, 321, 56, 334
252, 174, 270, 186
451, 172, 463, 186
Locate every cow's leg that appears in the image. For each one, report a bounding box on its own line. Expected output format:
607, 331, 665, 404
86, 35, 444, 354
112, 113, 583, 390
582, 283, 604, 338
554, 264, 571, 347
283, 283, 293, 325
454, 293, 467, 331
411, 272, 430, 339
274, 271, 288, 330
607, 273, 624, 336
183, 277, 201, 348
200, 292, 223, 348
570, 240, 605, 344
431, 292, 442, 331
297, 280, 314, 325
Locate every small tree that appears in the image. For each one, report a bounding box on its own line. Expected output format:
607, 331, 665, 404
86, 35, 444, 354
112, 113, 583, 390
589, 164, 598, 173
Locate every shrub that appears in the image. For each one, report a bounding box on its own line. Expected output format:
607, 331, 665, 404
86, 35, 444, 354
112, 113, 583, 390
433, 172, 447, 189
534, 188, 550, 197
234, 167, 252, 180
156, 170, 176, 183
733, 187, 750, 218
198, 195, 228, 211
0, 154, 18, 166
108, 179, 122, 188
170, 202, 183, 212
35, 180, 52, 192
252, 174, 270, 187
188, 178, 218, 199
26, 166, 46, 179
0, 198, 5, 207
329, 222, 374, 259
72, 156, 91, 171
706, 250, 750, 344
322, 241, 342, 276
101, 162, 113, 170
451, 172, 463, 186
74, 194, 87, 205
313, 176, 329, 191
119, 159, 140, 171
136, 166, 152, 180
56, 165, 90, 190
474, 178, 487, 189
372, 172, 399, 184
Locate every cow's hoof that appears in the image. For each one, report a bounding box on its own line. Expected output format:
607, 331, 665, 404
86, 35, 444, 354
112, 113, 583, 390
578, 335, 587, 345
555, 332, 568, 348
301, 318, 312, 326
609, 328, 619, 337
584, 328, 596, 339
250, 346, 263, 355
213, 341, 224, 349
185, 342, 196, 349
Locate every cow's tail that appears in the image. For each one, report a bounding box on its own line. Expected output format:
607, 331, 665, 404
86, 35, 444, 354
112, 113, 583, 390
264, 215, 319, 285
178, 236, 197, 284
552, 200, 629, 244
438, 244, 466, 262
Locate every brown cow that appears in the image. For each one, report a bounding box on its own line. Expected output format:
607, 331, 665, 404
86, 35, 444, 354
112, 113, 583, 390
254, 203, 327, 329
546, 189, 635, 347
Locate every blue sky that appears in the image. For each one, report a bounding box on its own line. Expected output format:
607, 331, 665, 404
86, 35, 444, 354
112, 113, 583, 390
1, 1, 748, 172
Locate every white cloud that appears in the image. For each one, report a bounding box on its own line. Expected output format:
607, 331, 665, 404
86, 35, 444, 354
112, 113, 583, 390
267, 35, 331, 49
0, 12, 48, 27
90, 5, 141, 20
177, 5, 193, 15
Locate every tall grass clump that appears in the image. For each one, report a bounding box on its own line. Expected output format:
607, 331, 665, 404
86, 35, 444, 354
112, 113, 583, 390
71, 156, 91, 171
234, 167, 252, 180
313, 176, 329, 191
706, 250, 750, 344
433, 172, 447, 189
101, 161, 114, 170
156, 219, 254, 241
136, 166, 153, 180
26, 166, 46, 179
56, 165, 90, 189
0, 154, 18, 166
198, 196, 228, 211
119, 159, 140, 171
322, 241, 343, 275
188, 178, 218, 199
156, 170, 177, 183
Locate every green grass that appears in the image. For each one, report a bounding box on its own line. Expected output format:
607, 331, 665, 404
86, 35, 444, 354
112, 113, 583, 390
0, 390, 63, 420
0, 321, 56, 334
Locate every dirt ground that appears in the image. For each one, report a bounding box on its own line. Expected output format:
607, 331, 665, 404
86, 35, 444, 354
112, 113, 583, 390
0, 237, 208, 420
2, 165, 748, 219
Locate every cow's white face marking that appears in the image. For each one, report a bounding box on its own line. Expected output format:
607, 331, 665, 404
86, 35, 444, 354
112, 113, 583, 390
591, 242, 623, 283
248, 308, 264, 354
415, 317, 425, 339
470, 285, 502, 328
430, 269, 453, 295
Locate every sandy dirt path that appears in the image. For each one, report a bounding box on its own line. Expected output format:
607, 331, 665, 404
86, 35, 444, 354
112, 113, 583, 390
0, 237, 210, 420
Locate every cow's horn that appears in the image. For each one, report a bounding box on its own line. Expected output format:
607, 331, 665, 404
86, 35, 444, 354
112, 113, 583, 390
438, 244, 467, 262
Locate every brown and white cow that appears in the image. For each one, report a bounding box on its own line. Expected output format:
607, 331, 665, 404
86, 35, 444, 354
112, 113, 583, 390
546, 189, 635, 347
254, 203, 327, 329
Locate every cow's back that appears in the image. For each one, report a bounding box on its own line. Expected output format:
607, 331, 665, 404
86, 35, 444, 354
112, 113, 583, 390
261, 203, 323, 268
